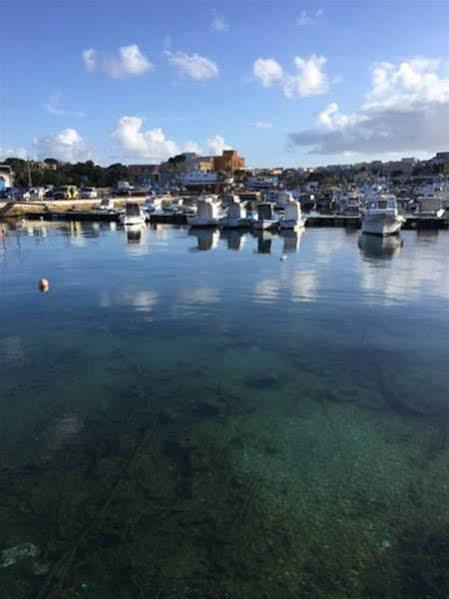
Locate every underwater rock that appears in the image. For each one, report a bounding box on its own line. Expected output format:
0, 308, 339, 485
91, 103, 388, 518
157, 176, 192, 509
0, 543, 39, 568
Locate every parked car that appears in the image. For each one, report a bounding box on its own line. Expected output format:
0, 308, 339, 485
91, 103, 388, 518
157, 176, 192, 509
52, 185, 79, 200
81, 187, 98, 199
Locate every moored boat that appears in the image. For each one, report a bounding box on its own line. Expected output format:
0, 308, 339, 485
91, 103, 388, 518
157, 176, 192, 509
119, 202, 146, 226
279, 197, 306, 230
187, 197, 221, 227
220, 196, 250, 228
253, 202, 277, 230
361, 197, 404, 236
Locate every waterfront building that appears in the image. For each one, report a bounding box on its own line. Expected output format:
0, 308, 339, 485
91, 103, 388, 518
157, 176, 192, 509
213, 150, 245, 176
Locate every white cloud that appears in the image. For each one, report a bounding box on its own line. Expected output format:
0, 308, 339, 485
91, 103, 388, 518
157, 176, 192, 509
297, 10, 315, 26
113, 116, 178, 162
211, 15, 230, 32
82, 48, 96, 72
289, 57, 449, 155
283, 55, 329, 98
254, 55, 329, 98
208, 135, 231, 155
33, 128, 91, 162
44, 92, 85, 117
255, 121, 273, 129
104, 44, 153, 78
183, 141, 203, 153
253, 58, 283, 87
297, 9, 323, 25
316, 102, 366, 129
0, 147, 28, 160
166, 51, 219, 80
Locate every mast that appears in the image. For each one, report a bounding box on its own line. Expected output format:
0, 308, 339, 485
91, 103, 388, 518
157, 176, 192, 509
27, 161, 32, 188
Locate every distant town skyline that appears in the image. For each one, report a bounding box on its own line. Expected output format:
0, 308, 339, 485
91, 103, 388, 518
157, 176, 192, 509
1, 1, 448, 168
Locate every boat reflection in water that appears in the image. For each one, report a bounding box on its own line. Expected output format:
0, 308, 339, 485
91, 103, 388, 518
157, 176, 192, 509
358, 233, 403, 260
279, 228, 304, 253
220, 228, 248, 251
254, 230, 272, 254
188, 227, 220, 251
126, 224, 143, 245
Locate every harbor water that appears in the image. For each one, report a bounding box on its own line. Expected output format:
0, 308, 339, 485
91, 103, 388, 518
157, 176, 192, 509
1, 221, 448, 598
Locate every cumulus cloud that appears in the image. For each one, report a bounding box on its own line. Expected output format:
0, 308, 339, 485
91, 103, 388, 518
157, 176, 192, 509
183, 141, 203, 153
208, 135, 231, 155
283, 55, 329, 98
253, 58, 283, 87
83, 44, 153, 78
297, 9, 323, 26
166, 51, 219, 80
255, 121, 273, 129
211, 15, 230, 32
113, 116, 178, 162
104, 44, 153, 78
33, 129, 91, 162
0, 147, 28, 160
289, 57, 449, 155
82, 48, 96, 72
44, 92, 85, 117
254, 55, 329, 98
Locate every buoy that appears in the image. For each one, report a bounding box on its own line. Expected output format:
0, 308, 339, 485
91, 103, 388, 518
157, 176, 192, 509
38, 278, 50, 293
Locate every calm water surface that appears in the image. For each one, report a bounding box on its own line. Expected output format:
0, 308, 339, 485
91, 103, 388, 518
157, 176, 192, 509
1, 220, 448, 598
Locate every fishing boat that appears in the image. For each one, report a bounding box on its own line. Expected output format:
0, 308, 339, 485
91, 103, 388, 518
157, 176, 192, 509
361, 197, 404, 236
417, 197, 445, 218
220, 196, 250, 228
279, 197, 306, 230
119, 202, 146, 226
253, 203, 277, 230
94, 197, 116, 213
187, 197, 221, 227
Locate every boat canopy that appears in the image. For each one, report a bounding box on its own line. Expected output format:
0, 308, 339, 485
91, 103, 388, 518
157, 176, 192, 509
284, 200, 301, 221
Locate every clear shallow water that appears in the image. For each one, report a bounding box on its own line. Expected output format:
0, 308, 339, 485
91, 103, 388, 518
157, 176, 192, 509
0, 220, 448, 598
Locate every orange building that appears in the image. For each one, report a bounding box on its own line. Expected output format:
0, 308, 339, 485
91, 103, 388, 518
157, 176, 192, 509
213, 150, 245, 176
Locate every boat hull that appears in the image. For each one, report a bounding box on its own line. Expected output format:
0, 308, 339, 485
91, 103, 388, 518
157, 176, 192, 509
253, 219, 277, 230
120, 215, 146, 226
187, 217, 220, 227
280, 218, 306, 230
362, 214, 403, 236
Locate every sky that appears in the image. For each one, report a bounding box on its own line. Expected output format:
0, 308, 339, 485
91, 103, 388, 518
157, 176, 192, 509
1, 0, 448, 168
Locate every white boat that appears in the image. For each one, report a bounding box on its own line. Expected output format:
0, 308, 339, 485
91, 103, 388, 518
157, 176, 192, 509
119, 202, 146, 226
362, 197, 404, 236
187, 197, 221, 227
94, 197, 115, 213
279, 197, 306, 230
253, 203, 278, 230
220, 196, 250, 228
144, 196, 163, 213
417, 197, 445, 218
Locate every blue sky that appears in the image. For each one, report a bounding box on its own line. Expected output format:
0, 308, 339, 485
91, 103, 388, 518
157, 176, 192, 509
1, 0, 448, 167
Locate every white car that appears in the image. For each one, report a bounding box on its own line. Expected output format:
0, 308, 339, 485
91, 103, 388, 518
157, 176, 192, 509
81, 187, 98, 199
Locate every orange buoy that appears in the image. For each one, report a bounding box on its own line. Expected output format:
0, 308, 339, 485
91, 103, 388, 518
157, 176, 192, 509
38, 278, 50, 293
